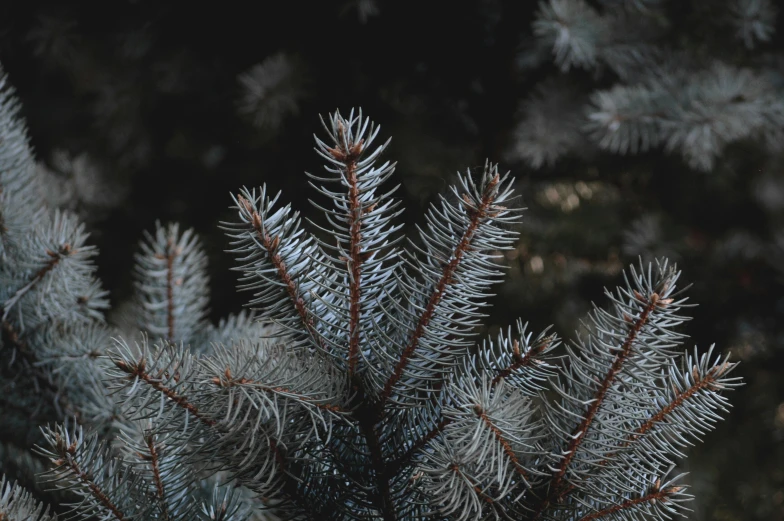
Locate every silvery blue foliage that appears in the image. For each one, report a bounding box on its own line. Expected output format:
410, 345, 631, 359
0, 68, 741, 521
513, 0, 784, 171
0, 476, 57, 521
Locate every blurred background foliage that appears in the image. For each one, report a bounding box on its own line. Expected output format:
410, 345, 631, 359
0, 0, 782, 519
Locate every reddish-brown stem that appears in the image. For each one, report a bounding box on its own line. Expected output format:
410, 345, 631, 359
269, 438, 287, 473
577, 488, 679, 521
474, 405, 529, 480
145, 434, 170, 521
532, 297, 659, 520
380, 175, 500, 403
58, 451, 129, 521
491, 336, 554, 387
114, 359, 216, 427
632, 373, 714, 442
347, 163, 362, 377
326, 129, 365, 378
238, 196, 327, 352
589, 365, 723, 471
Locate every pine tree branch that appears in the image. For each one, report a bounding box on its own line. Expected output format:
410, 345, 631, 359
345, 141, 363, 379
144, 433, 170, 521
380, 173, 501, 404
533, 294, 661, 519
1, 318, 77, 420
576, 487, 682, 521
237, 195, 328, 352
323, 119, 366, 378
390, 417, 452, 473
491, 336, 555, 387
629, 363, 731, 442
113, 358, 217, 427
3, 243, 72, 319
392, 336, 554, 473
268, 438, 287, 474
587, 360, 733, 472
164, 238, 177, 344
474, 405, 530, 481
393, 334, 554, 473
50, 435, 129, 521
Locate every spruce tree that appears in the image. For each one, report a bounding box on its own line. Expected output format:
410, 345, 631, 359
0, 68, 742, 520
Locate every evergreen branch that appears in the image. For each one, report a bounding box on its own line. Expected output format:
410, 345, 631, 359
3, 243, 71, 319
629, 361, 733, 443
357, 411, 397, 521
108, 337, 318, 514
393, 328, 556, 473
420, 448, 509, 521
449, 462, 495, 505
380, 172, 502, 404
0, 477, 56, 521
534, 293, 661, 518
491, 335, 555, 387
309, 109, 401, 383
143, 433, 170, 521
113, 357, 217, 427
1, 318, 77, 420
235, 194, 326, 352
339, 127, 364, 378
0, 99, 742, 521
556, 347, 738, 503
576, 485, 684, 521
473, 405, 530, 480
165, 239, 176, 343
44, 430, 131, 521
133, 222, 210, 346
313, 111, 367, 376
391, 418, 452, 473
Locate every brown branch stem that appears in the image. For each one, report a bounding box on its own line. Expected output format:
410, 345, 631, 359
55, 443, 129, 521
357, 404, 397, 521
450, 463, 495, 504
592, 367, 722, 470
238, 196, 327, 353
144, 434, 170, 521
380, 174, 500, 404
114, 359, 216, 427
474, 405, 530, 480
491, 336, 554, 387
345, 149, 363, 378
325, 126, 365, 377
577, 488, 679, 521
391, 336, 554, 472
532, 297, 659, 519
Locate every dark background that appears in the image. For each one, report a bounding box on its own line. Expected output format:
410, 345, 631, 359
1, 1, 782, 519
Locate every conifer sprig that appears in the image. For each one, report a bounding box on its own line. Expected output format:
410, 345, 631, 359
0, 91, 741, 521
